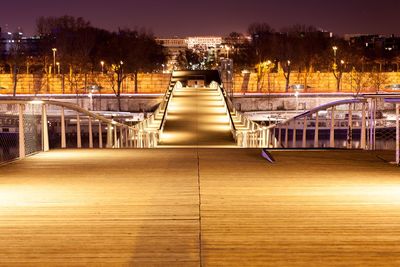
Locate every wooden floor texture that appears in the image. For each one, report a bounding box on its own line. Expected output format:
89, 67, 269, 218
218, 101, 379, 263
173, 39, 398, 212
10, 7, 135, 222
0, 149, 400, 266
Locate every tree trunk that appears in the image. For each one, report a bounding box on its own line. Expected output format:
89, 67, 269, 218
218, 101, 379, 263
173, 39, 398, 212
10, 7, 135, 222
117, 80, 122, 112
134, 71, 138, 94
284, 70, 290, 93
337, 78, 340, 92
12, 66, 18, 97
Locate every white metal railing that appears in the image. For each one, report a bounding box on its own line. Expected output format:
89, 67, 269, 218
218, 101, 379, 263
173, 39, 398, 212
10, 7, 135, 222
0, 99, 156, 163
133, 81, 182, 147
210, 81, 263, 147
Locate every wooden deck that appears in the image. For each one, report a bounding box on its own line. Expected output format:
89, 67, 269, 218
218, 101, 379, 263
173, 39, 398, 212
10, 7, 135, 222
0, 149, 400, 266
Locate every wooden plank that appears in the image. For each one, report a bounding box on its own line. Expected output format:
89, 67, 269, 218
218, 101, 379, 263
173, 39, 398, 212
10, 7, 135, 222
0, 149, 200, 267
199, 149, 400, 267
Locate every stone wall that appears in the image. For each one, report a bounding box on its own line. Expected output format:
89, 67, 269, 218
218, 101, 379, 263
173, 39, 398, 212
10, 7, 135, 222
233, 72, 400, 93
0, 73, 171, 95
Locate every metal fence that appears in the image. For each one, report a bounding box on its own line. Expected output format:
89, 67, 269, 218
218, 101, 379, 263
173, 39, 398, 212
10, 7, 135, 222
0, 99, 157, 164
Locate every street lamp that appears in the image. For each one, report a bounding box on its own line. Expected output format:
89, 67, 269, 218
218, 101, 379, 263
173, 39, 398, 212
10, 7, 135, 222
100, 61, 105, 73
56, 62, 60, 74
225, 45, 231, 59
332, 46, 338, 71
52, 48, 57, 75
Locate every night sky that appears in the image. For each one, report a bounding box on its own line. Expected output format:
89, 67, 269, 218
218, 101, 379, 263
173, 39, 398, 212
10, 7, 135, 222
1, 0, 399, 37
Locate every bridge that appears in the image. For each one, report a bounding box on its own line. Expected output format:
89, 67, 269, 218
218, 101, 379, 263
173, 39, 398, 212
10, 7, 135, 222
1, 71, 400, 266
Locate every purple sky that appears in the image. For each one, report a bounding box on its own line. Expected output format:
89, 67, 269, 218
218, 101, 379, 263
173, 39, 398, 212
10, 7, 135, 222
1, 0, 399, 37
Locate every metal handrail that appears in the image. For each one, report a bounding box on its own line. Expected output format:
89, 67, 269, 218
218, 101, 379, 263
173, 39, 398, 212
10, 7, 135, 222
211, 81, 237, 133
273, 98, 368, 128
0, 99, 131, 129
159, 81, 181, 132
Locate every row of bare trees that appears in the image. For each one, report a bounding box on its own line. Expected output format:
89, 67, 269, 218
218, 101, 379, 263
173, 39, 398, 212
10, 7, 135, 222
230, 23, 400, 92
0, 16, 166, 109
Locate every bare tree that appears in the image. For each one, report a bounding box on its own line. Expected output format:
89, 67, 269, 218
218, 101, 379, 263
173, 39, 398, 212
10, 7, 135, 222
350, 67, 368, 96
6, 32, 27, 96
369, 67, 389, 93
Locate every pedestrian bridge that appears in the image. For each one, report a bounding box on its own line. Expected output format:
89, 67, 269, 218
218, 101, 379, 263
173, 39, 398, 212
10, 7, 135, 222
0, 70, 399, 162
1, 71, 400, 266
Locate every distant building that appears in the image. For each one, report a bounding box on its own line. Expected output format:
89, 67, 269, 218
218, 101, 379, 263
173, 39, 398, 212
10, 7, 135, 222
0, 28, 41, 57
156, 38, 188, 70
157, 36, 225, 69
345, 33, 400, 52
187, 36, 223, 49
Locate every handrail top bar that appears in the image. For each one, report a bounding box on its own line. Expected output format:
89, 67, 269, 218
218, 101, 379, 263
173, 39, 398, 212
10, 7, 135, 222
272, 98, 369, 128
0, 99, 133, 129
210, 81, 237, 132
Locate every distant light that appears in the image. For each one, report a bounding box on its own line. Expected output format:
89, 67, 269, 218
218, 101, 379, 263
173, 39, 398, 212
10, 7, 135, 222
29, 100, 44, 105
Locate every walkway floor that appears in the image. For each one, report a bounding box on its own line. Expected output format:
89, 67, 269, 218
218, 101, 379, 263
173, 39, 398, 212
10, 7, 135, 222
160, 87, 236, 147
0, 149, 399, 266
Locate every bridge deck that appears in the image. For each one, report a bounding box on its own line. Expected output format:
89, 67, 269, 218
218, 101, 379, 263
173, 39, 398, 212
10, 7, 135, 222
160, 87, 236, 147
0, 149, 399, 266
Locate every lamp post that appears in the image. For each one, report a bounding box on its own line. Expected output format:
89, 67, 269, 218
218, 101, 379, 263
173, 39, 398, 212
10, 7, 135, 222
332, 46, 338, 71
100, 61, 105, 74
56, 62, 60, 74
52, 48, 57, 75
225, 45, 232, 59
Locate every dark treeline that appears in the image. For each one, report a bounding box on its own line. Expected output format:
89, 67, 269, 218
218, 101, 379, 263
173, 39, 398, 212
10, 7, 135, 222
0, 15, 166, 104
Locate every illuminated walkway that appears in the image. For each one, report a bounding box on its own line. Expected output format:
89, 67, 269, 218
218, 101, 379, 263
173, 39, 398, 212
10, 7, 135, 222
1, 149, 400, 266
160, 87, 235, 147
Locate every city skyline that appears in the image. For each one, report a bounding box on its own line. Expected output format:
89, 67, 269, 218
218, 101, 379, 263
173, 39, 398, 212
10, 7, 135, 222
1, 0, 400, 37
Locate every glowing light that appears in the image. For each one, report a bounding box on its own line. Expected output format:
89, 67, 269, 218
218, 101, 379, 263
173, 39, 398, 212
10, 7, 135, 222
29, 100, 44, 105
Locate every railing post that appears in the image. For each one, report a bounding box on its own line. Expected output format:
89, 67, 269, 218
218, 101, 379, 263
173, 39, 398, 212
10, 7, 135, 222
330, 107, 335, 148
237, 132, 242, 147
347, 103, 353, 149
98, 122, 103, 148
292, 119, 297, 148
278, 127, 282, 148
18, 104, 25, 159
114, 124, 118, 148
61, 107, 66, 148
261, 128, 266, 147
120, 126, 124, 148
88, 116, 93, 148
125, 127, 129, 148
42, 104, 49, 152
369, 99, 376, 150
273, 128, 278, 148
76, 112, 81, 148
106, 123, 113, 148
129, 129, 133, 148
361, 103, 367, 150
302, 117, 307, 148
396, 103, 399, 165
285, 124, 289, 148
314, 113, 319, 148
138, 131, 142, 148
